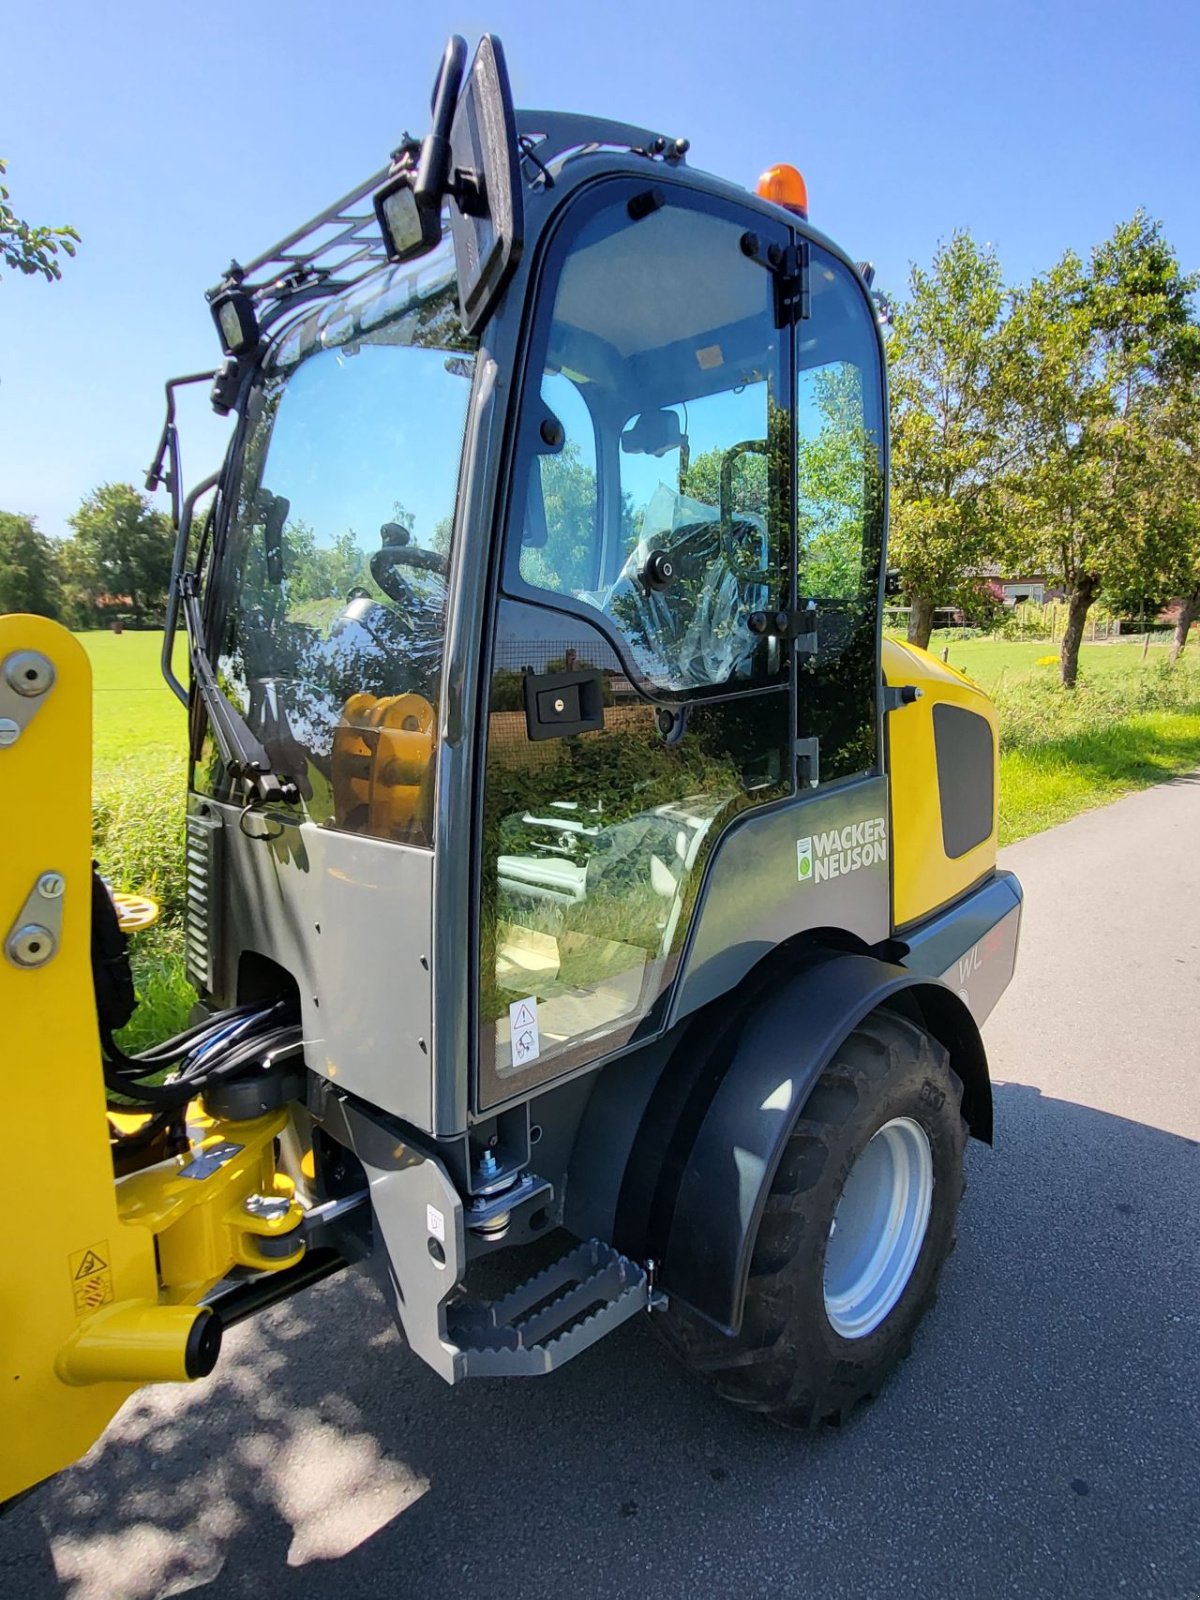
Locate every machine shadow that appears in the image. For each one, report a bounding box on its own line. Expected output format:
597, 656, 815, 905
5, 1080, 1197, 1600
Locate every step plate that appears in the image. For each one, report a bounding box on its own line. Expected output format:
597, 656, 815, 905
450, 1240, 648, 1377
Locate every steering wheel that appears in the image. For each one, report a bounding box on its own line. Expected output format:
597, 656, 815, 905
370, 522, 448, 604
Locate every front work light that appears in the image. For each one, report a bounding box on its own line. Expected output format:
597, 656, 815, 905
756, 163, 809, 220
374, 171, 440, 263
209, 286, 259, 356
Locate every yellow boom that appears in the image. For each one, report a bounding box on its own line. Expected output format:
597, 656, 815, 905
0, 616, 303, 1504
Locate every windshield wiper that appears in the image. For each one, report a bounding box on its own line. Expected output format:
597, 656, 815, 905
179, 573, 300, 807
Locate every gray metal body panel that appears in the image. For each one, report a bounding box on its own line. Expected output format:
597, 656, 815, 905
901, 869, 1023, 1027
669, 775, 892, 1023
199, 797, 435, 1129
320, 1094, 467, 1381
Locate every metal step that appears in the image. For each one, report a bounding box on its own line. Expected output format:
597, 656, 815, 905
449, 1239, 649, 1377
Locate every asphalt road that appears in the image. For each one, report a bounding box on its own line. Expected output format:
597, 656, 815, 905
4, 776, 1198, 1600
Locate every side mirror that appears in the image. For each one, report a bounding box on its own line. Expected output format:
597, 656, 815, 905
885, 568, 903, 597
448, 34, 524, 332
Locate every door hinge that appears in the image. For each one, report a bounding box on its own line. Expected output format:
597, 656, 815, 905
791, 599, 818, 656
747, 599, 817, 655
773, 240, 810, 327
739, 232, 810, 327
795, 736, 820, 788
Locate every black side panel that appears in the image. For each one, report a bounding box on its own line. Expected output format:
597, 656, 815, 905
933, 703, 994, 859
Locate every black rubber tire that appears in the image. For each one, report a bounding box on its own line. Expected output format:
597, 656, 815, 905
658, 1006, 967, 1427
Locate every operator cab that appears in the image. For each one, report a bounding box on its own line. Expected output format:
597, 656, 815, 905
164, 34, 889, 1137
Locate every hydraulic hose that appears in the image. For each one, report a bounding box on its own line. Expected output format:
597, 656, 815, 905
102, 1001, 302, 1115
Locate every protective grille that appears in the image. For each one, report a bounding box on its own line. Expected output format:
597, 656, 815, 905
184, 811, 222, 994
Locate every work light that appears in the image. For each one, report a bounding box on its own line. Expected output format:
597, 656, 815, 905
374, 172, 439, 263
209, 287, 260, 357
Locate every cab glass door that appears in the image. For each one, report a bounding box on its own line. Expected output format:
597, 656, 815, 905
477, 184, 794, 1107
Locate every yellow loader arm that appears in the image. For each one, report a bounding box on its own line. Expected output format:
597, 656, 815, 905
0, 618, 304, 1505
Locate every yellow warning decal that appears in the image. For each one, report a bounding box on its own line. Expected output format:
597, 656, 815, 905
69, 1240, 114, 1317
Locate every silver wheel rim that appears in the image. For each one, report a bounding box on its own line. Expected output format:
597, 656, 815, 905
823, 1116, 934, 1340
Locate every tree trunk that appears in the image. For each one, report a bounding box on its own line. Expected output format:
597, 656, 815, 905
1059, 577, 1097, 688
1170, 588, 1200, 664
907, 594, 936, 651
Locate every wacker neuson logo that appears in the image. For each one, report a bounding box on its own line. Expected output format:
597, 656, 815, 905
797, 817, 887, 883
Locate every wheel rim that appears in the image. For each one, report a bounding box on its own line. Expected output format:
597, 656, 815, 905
823, 1116, 934, 1340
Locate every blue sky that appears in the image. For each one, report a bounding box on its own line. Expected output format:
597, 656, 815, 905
3, 0, 1197, 541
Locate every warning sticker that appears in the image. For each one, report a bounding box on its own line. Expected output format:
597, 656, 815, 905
508, 996, 541, 1066
69, 1240, 114, 1317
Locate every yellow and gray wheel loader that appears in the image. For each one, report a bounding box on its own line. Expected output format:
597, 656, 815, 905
1, 34, 1022, 1505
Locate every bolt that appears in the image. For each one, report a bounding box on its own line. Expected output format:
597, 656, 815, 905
0, 719, 19, 747
243, 1193, 291, 1220
479, 1149, 499, 1179
6, 923, 55, 967
37, 873, 65, 899
3, 651, 55, 698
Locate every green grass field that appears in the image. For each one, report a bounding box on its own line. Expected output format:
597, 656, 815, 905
84, 628, 188, 779
81, 626, 1200, 1043
923, 632, 1177, 690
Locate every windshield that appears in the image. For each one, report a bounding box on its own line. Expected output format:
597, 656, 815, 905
200, 245, 476, 846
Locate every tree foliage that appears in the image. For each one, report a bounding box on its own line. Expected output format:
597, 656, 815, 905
1004, 212, 1200, 684
887, 231, 1015, 648
67, 484, 174, 627
1143, 375, 1200, 659
0, 159, 79, 283
0, 512, 62, 617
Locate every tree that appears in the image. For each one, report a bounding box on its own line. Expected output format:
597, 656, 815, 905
1, 159, 79, 282
521, 443, 602, 593
0, 512, 62, 617
887, 232, 1016, 648
1145, 374, 1200, 660
1005, 213, 1200, 686
67, 484, 174, 627
281, 523, 367, 604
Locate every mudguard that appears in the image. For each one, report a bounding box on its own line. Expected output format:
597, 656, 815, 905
627, 952, 988, 1337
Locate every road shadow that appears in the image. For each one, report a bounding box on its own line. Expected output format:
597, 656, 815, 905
3, 1083, 1197, 1600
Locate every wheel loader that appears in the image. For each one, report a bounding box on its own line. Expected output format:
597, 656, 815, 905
0, 34, 1023, 1506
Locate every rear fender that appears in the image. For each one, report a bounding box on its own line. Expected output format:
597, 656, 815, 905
619, 952, 987, 1337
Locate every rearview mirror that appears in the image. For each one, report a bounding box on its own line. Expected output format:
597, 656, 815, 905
261, 492, 290, 585
621, 409, 685, 458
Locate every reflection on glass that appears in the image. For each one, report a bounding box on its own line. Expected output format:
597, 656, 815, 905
512, 202, 788, 695
479, 605, 790, 1096
486, 701, 739, 1082
793, 243, 887, 783
201, 246, 476, 845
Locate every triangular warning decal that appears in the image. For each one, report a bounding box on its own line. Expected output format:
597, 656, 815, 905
74, 1248, 108, 1279
514, 1004, 535, 1026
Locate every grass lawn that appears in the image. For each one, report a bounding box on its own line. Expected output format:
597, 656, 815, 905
997, 711, 1200, 841
80, 628, 188, 779
924, 632, 1178, 691
914, 631, 1200, 843
81, 630, 192, 1048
